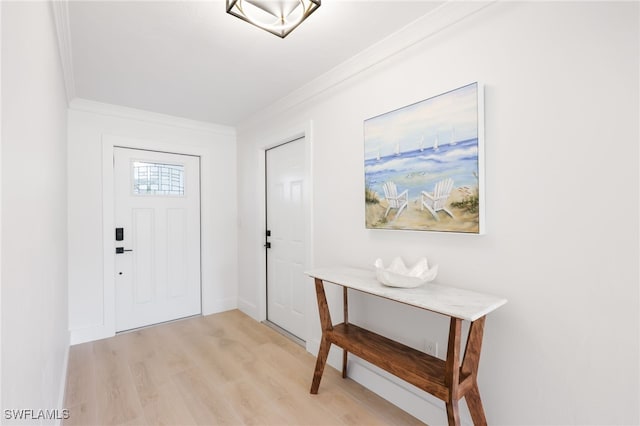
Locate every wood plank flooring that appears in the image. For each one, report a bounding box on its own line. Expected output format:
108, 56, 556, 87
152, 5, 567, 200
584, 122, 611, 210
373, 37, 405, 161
64, 310, 424, 426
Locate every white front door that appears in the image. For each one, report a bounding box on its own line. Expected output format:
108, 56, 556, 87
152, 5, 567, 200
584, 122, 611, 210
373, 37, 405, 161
266, 138, 306, 340
114, 147, 201, 332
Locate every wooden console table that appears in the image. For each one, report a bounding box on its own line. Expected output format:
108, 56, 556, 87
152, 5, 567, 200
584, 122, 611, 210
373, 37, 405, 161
306, 267, 507, 426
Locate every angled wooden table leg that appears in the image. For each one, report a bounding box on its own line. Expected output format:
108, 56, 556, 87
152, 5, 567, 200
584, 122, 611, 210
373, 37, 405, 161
311, 336, 331, 394
445, 317, 462, 426
461, 316, 487, 426
310, 278, 333, 394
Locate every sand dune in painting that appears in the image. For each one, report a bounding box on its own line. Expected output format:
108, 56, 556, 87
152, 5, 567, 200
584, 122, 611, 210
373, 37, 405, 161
366, 187, 479, 233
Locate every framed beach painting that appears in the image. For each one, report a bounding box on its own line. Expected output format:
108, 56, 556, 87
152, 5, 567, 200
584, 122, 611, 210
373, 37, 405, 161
364, 82, 484, 234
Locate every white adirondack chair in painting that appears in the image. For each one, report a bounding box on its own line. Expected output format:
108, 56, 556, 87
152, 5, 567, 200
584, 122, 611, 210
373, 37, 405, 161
382, 182, 408, 219
421, 178, 455, 220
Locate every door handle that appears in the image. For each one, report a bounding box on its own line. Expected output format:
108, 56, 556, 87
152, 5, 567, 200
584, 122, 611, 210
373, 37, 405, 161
115, 247, 133, 254
264, 242, 271, 249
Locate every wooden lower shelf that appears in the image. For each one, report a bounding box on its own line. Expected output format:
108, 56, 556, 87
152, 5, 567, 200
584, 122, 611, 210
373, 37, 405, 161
328, 323, 469, 402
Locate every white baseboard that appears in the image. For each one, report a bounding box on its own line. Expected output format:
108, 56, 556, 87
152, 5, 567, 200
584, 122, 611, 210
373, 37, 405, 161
203, 297, 237, 316
305, 338, 472, 426
70, 324, 114, 345
72, 298, 238, 345
237, 297, 259, 320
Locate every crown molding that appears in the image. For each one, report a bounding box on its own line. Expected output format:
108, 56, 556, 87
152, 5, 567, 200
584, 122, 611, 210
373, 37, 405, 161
69, 98, 236, 136
51, 0, 76, 103
239, 0, 496, 129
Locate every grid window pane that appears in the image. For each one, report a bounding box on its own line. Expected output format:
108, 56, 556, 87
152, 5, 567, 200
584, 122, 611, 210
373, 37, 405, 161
133, 161, 184, 195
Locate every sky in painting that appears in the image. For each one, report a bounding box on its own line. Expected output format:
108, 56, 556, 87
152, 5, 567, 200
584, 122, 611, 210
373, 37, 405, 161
364, 83, 479, 159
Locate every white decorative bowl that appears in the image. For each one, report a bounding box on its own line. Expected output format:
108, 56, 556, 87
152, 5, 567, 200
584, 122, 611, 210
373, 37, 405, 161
374, 257, 438, 288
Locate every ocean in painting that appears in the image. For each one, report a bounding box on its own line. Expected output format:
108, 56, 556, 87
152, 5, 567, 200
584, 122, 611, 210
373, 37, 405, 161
364, 138, 479, 203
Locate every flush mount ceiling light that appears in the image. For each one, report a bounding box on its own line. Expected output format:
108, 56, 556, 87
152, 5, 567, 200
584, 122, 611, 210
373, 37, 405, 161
226, 0, 321, 38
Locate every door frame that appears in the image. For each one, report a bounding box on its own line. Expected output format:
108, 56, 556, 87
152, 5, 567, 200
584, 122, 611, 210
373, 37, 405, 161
256, 121, 314, 347
102, 134, 210, 338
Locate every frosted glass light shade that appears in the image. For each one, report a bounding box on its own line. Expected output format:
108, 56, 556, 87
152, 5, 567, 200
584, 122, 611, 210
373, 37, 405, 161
226, 0, 321, 38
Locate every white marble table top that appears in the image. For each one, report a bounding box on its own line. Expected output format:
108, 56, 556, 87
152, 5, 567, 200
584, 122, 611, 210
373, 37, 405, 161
306, 267, 507, 322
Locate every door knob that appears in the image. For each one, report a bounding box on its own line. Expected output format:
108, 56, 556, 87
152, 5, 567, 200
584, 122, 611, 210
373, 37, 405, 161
115, 247, 133, 254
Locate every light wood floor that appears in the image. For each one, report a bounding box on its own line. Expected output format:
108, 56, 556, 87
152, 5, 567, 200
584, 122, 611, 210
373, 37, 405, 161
64, 310, 424, 426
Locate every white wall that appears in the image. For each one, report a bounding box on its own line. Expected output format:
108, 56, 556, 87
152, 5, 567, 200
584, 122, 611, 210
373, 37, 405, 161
1, 0, 4, 411
1, 1, 70, 422
237, 2, 639, 425
67, 100, 238, 344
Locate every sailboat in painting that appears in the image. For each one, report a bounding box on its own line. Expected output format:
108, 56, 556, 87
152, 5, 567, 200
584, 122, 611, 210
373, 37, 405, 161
433, 136, 439, 151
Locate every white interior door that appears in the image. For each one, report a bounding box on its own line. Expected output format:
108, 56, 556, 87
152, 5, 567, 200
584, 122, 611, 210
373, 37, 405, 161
114, 147, 201, 332
266, 138, 306, 340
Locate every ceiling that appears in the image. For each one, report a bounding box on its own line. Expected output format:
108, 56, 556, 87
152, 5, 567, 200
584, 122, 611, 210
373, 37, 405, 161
67, 1, 443, 126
